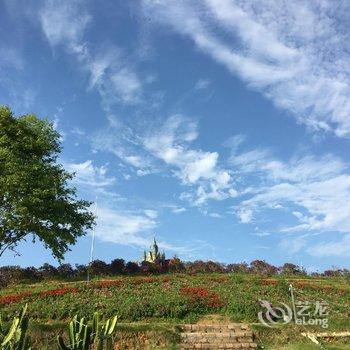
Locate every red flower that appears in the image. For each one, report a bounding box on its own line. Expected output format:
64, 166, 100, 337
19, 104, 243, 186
179, 287, 223, 308
39, 287, 78, 297
260, 279, 278, 286
0, 291, 31, 305
93, 279, 123, 288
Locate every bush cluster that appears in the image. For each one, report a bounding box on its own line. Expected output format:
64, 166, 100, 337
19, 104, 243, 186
1, 257, 349, 287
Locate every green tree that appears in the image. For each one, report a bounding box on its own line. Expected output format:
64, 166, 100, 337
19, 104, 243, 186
0, 106, 95, 260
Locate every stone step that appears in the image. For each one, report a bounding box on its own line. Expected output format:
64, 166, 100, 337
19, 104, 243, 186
181, 334, 253, 343
181, 340, 255, 346
181, 331, 253, 338
180, 344, 257, 349
179, 323, 257, 350
179, 324, 250, 333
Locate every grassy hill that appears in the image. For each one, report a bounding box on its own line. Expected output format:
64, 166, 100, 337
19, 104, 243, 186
1, 273, 349, 349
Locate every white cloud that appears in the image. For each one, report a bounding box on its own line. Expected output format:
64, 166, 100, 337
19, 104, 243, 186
64, 160, 116, 189
109, 68, 142, 105
87, 49, 145, 107
71, 127, 85, 136
229, 148, 272, 173
208, 212, 223, 218
230, 141, 350, 237
0, 46, 24, 71
91, 125, 157, 175
237, 208, 253, 224
171, 206, 186, 214
143, 115, 236, 205
40, 0, 90, 54
95, 206, 157, 247
62, 160, 159, 250
279, 236, 307, 254
230, 149, 346, 183
143, 115, 216, 184
61, 158, 211, 257
95, 206, 214, 259
0, 44, 34, 114
87, 49, 119, 89
307, 234, 350, 257
39, 1, 144, 107
144, 209, 158, 219
223, 134, 246, 153
92, 115, 236, 205
142, 0, 350, 137
195, 78, 210, 90
39, 2, 236, 209
255, 232, 271, 237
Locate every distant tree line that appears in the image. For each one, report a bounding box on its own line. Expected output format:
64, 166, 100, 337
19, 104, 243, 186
1, 257, 349, 287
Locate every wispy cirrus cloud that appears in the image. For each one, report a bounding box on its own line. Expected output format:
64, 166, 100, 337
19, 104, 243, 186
95, 206, 157, 247
62, 159, 158, 249
228, 137, 350, 253
0, 43, 35, 113
0, 46, 24, 72
143, 115, 237, 205
95, 205, 213, 259
307, 234, 350, 257
39, 1, 238, 207
62, 158, 213, 258
39, 0, 91, 54
86, 48, 146, 107
39, 1, 145, 107
63, 160, 116, 189
92, 113, 238, 206
224, 135, 350, 258
91, 122, 157, 176
142, 0, 350, 137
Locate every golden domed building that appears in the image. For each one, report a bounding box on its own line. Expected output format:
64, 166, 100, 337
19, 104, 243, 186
143, 237, 165, 263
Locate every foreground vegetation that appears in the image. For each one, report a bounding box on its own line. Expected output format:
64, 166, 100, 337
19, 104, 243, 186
1, 273, 349, 349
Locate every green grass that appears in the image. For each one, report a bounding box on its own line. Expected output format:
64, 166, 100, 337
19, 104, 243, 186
26, 321, 180, 349
252, 324, 350, 349
1, 273, 349, 349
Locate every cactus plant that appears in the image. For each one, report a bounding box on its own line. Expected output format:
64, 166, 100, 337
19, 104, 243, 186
0, 304, 31, 350
57, 312, 117, 350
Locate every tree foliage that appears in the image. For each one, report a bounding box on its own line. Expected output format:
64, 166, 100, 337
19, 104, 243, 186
0, 106, 95, 260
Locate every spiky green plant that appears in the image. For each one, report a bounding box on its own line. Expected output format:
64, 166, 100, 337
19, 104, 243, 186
0, 304, 31, 350
57, 312, 117, 350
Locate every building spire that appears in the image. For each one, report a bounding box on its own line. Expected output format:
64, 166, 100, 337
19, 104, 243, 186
142, 236, 164, 263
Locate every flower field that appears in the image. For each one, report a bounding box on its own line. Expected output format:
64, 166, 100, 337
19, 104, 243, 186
1, 273, 349, 330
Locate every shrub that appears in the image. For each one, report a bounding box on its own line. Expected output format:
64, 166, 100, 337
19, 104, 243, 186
110, 258, 125, 274
21, 266, 42, 282
250, 260, 278, 275
168, 256, 185, 273
280, 263, 303, 275
90, 260, 110, 275
125, 262, 140, 274
75, 264, 88, 278
57, 264, 75, 279
0, 266, 24, 283
39, 263, 58, 279
0, 271, 10, 288
226, 262, 249, 273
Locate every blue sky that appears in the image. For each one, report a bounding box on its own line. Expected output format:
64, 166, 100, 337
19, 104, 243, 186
1, 1, 350, 271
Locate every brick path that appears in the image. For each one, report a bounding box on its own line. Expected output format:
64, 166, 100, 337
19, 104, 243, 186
179, 323, 258, 349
